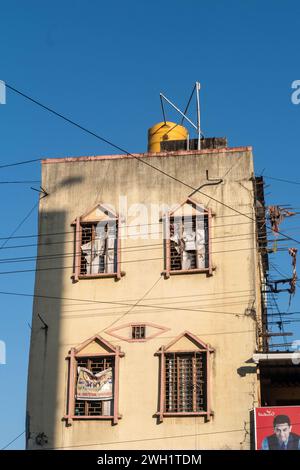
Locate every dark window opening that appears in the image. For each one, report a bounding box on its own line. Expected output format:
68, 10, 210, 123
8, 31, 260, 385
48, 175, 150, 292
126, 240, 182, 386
132, 325, 146, 340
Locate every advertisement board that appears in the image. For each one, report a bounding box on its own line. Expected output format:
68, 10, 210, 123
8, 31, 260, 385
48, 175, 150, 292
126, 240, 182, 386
255, 406, 300, 450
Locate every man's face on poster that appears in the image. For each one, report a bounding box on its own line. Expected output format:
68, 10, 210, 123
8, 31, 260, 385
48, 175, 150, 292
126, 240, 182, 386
274, 423, 292, 443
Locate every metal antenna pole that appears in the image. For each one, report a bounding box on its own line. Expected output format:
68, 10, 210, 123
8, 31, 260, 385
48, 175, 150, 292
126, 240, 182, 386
159, 93, 198, 130
196, 82, 201, 150
160, 94, 167, 124
180, 83, 196, 125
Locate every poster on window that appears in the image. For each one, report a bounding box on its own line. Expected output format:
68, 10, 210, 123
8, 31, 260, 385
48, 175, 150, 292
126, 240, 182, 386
76, 367, 113, 401
255, 406, 300, 450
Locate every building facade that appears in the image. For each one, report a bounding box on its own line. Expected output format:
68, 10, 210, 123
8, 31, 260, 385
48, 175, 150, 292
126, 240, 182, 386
26, 137, 266, 449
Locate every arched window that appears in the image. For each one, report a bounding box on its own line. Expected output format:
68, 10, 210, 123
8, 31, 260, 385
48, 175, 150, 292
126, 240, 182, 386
156, 331, 214, 422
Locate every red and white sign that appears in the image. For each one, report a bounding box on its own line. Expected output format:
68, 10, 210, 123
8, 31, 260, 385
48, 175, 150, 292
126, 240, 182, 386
255, 406, 300, 450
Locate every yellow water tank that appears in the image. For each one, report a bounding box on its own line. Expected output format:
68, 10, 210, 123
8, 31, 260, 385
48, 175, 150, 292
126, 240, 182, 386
148, 121, 188, 152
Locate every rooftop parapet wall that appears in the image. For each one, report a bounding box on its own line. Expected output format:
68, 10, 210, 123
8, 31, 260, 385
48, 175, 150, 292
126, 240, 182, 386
42, 146, 253, 165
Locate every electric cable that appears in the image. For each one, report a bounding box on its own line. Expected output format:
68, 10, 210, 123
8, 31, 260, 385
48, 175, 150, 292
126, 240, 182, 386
5, 83, 300, 245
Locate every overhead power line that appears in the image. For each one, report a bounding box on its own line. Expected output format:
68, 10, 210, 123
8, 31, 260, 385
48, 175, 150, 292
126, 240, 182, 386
0, 289, 248, 317
5, 83, 300, 246
58, 289, 255, 308
0, 217, 256, 242
3, 426, 248, 451
0, 158, 41, 169
0, 200, 39, 250
264, 175, 300, 185
0, 213, 297, 244
0, 245, 289, 275
0, 180, 40, 184
1, 431, 25, 450
0, 232, 266, 264
0, 220, 299, 252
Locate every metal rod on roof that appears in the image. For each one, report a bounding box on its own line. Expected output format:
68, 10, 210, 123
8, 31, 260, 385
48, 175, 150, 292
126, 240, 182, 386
159, 93, 198, 130
261, 332, 293, 337
268, 343, 294, 348
160, 94, 167, 124
180, 83, 196, 125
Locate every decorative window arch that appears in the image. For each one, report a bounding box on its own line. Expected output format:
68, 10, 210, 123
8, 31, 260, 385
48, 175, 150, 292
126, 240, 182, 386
162, 197, 213, 278
65, 335, 124, 425
155, 331, 214, 422
72, 204, 121, 282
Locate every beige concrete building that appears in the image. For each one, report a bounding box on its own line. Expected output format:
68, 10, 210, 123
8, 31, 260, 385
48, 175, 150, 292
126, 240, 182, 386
26, 134, 267, 450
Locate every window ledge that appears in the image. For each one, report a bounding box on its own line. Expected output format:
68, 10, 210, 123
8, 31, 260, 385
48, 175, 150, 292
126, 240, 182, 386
162, 268, 212, 277
72, 272, 126, 282
79, 273, 119, 279
156, 411, 210, 417
64, 415, 122, 421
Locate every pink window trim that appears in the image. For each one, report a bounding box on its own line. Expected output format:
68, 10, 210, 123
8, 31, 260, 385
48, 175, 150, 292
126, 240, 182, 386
165, 214, 171, 278
155, 331, 214, 423
208, 208, 213, 276
78, 273, 119, 280
67, 415, 122, 421
158, 346, 166, 423
155, 411, 211, 417
73, 217, 81, 282
162, 268, 211, 276
105, 322, 170, 343
163, 200, 213, 278
72, 215, 121, 282
64, 338, 124, 426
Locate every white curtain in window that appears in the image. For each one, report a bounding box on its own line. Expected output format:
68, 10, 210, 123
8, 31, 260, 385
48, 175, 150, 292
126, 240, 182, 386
195, 216, 205, 269
105, 223, 116, 273
170, 220, 181, 254
81, 222, 107, 274
181, 215, 206, 270
182, 219, 195, 269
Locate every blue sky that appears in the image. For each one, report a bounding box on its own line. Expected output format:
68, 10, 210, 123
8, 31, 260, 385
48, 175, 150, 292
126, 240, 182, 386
0, 0, 300, 450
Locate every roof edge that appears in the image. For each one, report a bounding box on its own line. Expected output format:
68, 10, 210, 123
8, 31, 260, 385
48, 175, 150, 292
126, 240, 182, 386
253, 353, 300, 363
41, 146, 253, 164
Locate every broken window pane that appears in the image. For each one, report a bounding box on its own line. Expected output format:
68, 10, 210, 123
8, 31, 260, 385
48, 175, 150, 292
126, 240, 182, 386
169, 214, 208, 271
80, 220, 118, 275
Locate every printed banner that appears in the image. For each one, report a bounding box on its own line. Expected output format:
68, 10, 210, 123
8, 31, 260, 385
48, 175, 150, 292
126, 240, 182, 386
255, 406, 300, 450
76, 367, 113, 401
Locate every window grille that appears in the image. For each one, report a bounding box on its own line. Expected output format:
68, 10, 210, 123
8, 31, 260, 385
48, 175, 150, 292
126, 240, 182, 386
74, 356, 114, 417
131, 325, 146, 340
165, 352, 206, 413
65, 336, 124, 425
169, 214, 209, 272
156, 332, 214, 421
80, 221, 118, 276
